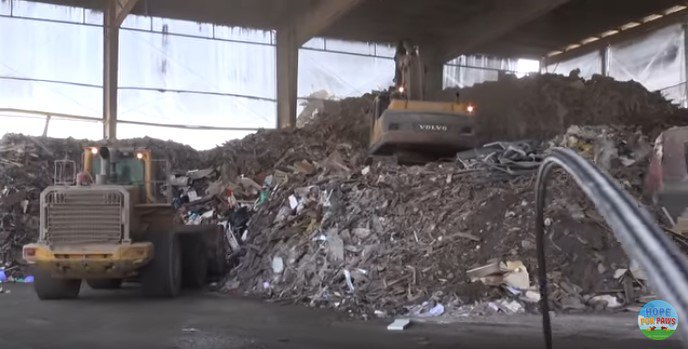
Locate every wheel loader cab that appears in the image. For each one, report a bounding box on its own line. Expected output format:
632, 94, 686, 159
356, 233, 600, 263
83, 147, 158, 204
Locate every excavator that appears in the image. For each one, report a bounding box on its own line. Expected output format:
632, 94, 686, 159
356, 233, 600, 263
369, 40, 477, 163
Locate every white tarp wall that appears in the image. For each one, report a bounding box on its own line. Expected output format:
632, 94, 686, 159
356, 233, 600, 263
545, 23, 686, 106
546, 50, 602, 79
444, 55, 538, 88
609, 24, 685, 105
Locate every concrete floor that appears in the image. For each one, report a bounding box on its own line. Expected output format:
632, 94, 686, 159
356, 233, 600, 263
0, 283, 682, 349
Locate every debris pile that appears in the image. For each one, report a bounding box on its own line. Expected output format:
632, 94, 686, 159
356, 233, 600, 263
436, 73, 686, 143
203, 96, 372, 180
0, 135, 84, 278
225, 117, 675, 318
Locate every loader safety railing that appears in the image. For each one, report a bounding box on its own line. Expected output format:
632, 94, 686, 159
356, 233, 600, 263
535, 148, 688, 349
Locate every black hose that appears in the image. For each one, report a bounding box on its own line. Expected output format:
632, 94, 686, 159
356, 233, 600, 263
535, 148, 688, 349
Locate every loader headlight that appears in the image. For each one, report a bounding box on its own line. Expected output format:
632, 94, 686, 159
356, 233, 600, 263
467, 104, 475, 113
90, 147, 98, 155
136, 152, 144, 160
398, 86, 405, 93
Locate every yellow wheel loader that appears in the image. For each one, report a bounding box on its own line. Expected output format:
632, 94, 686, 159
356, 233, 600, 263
369, 41, 477, 163
22, 146, 226, 299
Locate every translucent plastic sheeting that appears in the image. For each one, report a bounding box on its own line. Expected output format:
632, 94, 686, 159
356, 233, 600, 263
0, 79, 101, 117
298, 49, 394, 98
46, 117, 101, 139
545, 50, 602, 79
609, 24, 685, 102
119, 30, 275, 99
444, 66, 499, 89
0, 0, 10, 15
118, 89, 275, 129
10, 0, 83, 22
117, 123, 254, 150
448, 55, 517, 71
0, 113, 46, 136
444, 55, 518, 88
214, 26, 273, 44
152, 17, 213, 37
118, 29, 277, 129
658, 83, 687, 107
303, 38, 395, 58
0, 17, 102, 85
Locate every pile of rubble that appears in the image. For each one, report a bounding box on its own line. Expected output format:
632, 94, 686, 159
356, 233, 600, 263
223, 73, 687, 318
436, 73, 685, 143
203, 96, 372, 180
0, 135, 84, 279
228, 124, 660, 318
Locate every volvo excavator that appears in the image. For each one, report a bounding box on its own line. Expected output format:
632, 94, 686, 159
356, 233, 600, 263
369, 41, 477, 163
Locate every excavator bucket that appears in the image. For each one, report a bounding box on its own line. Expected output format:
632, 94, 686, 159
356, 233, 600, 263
369, 98, 477, 163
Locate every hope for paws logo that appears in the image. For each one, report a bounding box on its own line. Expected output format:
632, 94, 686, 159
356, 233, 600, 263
638, 300, 679, 341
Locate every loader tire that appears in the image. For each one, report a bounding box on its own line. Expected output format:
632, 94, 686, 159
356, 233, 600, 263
141, 231, 182, 297
86, 279, 122, 290
33, 268, 81, 300
181, 237, 207, 289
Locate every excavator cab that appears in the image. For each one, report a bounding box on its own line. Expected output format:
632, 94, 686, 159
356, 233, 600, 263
369, 41, 477, 163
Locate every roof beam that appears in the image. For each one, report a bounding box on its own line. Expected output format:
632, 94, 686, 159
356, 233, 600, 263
113, 0, 140, 27
287, 0, 365, 45
545, 7, 688, 65
431, 0, 571, 62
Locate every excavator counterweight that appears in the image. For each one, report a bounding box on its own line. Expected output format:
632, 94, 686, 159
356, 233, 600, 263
369, 41, 477, 163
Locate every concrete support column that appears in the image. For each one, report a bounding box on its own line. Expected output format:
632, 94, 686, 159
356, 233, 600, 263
276, 28, 299, 130
423, 51, 445, 99
102, 0, 139, 141
601, 45, 611, 77
683, 22, 688, 107
103, 0, 119, 140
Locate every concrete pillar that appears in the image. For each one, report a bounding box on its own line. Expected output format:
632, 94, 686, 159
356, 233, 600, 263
601, 45, 611, 77
683, 22, 688, 107
276, 28, 299, 129
103, 0, 119, 140
424, 54, 445, 99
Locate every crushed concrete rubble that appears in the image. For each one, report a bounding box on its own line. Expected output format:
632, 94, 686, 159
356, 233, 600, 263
1, 73, 687, 317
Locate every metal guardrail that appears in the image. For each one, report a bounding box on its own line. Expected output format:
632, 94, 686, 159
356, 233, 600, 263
535, 148, 688, 348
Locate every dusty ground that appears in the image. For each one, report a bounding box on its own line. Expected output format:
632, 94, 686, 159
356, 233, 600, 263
0, 283, 681, 349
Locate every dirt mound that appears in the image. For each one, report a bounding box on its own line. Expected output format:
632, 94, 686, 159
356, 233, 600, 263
202, 96, 372, 181
436, 73, 686, 144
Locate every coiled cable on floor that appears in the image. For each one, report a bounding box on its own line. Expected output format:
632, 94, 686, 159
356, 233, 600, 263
535, 148, 688, 349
